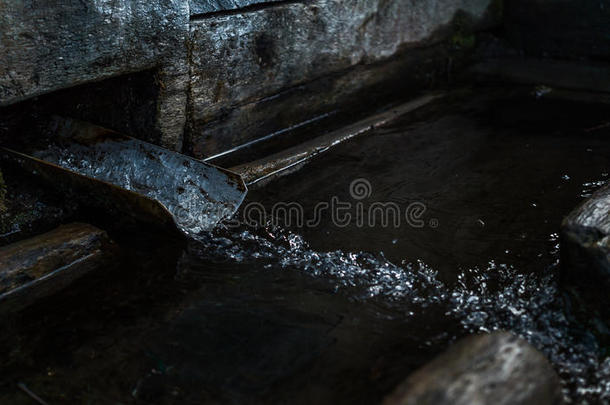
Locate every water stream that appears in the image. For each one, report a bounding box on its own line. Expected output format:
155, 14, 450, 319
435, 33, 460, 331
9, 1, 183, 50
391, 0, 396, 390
35, 138, 245, 234
1, 89, 609, 404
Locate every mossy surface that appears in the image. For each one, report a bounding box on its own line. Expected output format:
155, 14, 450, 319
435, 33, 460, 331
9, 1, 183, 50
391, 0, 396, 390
449, 11, 476, 50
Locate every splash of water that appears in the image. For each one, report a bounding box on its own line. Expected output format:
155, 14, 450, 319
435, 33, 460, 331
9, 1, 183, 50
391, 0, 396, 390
35, 139, 610, 402
37, 141, 244, 234
581, 178, 609, 198
189, 223, 610, 404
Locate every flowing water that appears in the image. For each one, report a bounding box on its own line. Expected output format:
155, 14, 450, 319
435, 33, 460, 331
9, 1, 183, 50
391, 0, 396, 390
1, 89, 610, 404
35, 138, 245, 234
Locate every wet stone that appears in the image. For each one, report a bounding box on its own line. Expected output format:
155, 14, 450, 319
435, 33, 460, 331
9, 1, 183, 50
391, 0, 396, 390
561, 183, 610, 290
383, 332, 563, 405
505, 0, 610, 61
0, 0, 188, 106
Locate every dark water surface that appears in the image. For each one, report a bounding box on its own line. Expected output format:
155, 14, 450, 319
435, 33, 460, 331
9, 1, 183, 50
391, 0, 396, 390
1, 89, 610, 404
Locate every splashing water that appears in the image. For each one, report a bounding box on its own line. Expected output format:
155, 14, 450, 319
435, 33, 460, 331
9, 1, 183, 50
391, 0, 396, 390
186, 222, 610, 404
19, 93, 610, 403
581, 178, 609, 198
36, 140, 245, 234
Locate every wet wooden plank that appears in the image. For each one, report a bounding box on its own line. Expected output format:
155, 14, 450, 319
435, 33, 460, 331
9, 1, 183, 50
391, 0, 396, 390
231, 93, 442, 186
561, 183, 610, 290
0, 223, 117, 312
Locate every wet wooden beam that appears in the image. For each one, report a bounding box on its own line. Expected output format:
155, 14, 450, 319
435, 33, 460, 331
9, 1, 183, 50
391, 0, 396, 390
0, 223, 117, 312
471, 58, 610, 94
231, 93, 442, 187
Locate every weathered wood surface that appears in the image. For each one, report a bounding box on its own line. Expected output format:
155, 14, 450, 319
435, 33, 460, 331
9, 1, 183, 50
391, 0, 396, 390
471, 58, 610, 94
188, 0, 495, 157
0, 223, 116, 312
0, 0, 188, 106
231, 94, 442, 186
189, 0, 287, 16
0, 0, 189, 150
0, 0, 495, 153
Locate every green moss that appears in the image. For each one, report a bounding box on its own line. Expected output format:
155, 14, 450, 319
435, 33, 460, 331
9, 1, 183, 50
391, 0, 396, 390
450, 12, 476, 50
451, 33, 476, 49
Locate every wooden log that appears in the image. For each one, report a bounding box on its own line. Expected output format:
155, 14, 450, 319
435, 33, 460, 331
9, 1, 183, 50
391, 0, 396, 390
0, 223, 117, 312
